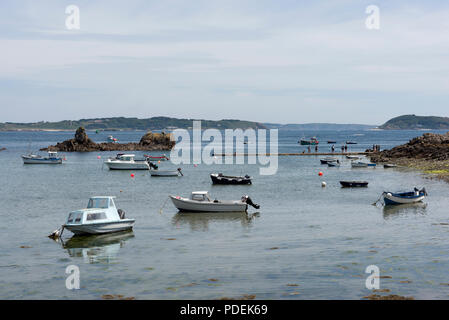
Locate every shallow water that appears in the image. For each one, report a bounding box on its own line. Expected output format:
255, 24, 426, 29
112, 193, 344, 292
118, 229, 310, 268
1, 129, 449, 299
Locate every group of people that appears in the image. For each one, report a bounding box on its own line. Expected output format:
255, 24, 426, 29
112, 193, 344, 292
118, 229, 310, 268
330, 145, 348, 153
372, 144, 381, 152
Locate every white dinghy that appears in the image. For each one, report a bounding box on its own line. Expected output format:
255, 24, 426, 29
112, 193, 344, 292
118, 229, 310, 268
59, 196, 135, 236
169, 191, 259, 213
148, 162, 183, 176
104, 154, 149, 170
150, 168, 183, 176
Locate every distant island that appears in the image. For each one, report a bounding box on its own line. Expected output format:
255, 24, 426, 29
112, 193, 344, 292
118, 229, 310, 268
0, 116, 266, 131
379, 115, 449, 130
264, 123, 376, 131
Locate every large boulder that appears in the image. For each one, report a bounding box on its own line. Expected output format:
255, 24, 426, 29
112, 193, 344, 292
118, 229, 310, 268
74, 127, 91, 144
371, 131, 449, 162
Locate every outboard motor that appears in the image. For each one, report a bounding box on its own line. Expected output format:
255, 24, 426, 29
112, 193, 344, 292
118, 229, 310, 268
420, 187, 428, 196
149, 162, 158, 170
118, 209, 126, 219
242, 195, 260, 209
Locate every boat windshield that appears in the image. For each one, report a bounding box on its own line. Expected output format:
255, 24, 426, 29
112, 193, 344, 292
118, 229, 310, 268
87, 198, 109, 209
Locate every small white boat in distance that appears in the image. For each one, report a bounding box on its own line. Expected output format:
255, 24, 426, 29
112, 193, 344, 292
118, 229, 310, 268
22, 151, 63, 164
64, 196, 135, 235
351, 161, 375, 168
169, 191, 259, 213
150, 168, 183, 176
104, 154, 149, 170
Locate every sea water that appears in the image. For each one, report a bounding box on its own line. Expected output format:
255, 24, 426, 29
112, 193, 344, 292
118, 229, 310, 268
0, 129, 448, 299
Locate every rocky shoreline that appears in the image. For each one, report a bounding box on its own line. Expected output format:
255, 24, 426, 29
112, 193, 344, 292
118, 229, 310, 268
41, 127, 175, 152
370, 132, 449, 182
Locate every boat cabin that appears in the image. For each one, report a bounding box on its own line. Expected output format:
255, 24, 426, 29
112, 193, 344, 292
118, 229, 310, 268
190, 191, 211, 202
116, 154, 135, 161
66, 196, 124, 225
47, 151, 59, 158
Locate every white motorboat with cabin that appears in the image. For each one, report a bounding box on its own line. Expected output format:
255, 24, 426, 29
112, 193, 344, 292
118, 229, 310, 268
62, 196, 135, 235
22, 151, 63, 164
104, 154, 150, 170
169, 191, 259, 213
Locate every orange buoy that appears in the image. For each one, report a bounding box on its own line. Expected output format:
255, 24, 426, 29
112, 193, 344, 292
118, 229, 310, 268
318, 171, 323, 176
131, 173, 135, 178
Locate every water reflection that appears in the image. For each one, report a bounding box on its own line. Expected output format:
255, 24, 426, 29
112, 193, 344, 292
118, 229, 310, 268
383, 203, 428, 219
60, 231, 134, 264
172, 212, 260, 231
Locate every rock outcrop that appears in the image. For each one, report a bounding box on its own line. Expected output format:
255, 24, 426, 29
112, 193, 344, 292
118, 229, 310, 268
370, 132, 449, 163
41, 127, 175, 152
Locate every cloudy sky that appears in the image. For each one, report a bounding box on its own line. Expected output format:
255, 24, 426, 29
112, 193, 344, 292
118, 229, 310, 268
1, 0, 448, 124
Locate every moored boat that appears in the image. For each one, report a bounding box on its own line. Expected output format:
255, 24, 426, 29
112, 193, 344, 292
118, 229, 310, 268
327, 140, 337, 144
346, 155, 360, 160
320, 157, 337, 164
169, 191, 259, 213
382, 188, 427, 205
150, 168, 183, 176
384, 164, 397, 168
60, 196, 135, 236
210, 173, 252, 185
351, 161, 376, 168
299, 137, 319, 145
351, 161, 368, 168
22, 151, 63, 164
328, 160, 340, 167
340, 181, 369, 188
346, 141, 357, 145
104, 154, 149, 170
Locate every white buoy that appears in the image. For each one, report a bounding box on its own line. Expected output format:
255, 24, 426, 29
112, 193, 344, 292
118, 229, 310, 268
321, 181, 327, 187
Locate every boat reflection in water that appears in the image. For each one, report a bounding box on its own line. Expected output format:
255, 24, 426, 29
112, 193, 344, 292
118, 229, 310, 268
61, 231, 134, 264
383, 202, 427, 219
172, 212, 260, 232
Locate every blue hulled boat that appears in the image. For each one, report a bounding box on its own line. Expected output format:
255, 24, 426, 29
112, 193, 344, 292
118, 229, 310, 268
383, 188, 427, 205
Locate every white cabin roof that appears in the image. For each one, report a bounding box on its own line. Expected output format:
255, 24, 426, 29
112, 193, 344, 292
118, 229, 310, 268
192, 191, 209, 195
119, 154, 135, 157
90, 196, 116, 199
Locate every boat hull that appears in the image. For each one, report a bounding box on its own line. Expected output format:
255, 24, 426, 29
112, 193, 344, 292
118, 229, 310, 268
320, 158, 337, 164
170, 196, 248, 212
383, 193, 425, 205
327, 162, 340, 167
150, 170, 181, 176
64, 220, 135, 235
210, 174, 252, 185
104, 161, 149, 170
340, 181, 369, 188
300, 140, 318, 145
22, 156, 62, 164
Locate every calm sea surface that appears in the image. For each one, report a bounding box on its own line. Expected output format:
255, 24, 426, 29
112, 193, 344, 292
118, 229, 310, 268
1, 129, 449, 299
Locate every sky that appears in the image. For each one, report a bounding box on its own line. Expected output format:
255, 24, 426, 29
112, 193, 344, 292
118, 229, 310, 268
0, 0, 448, 125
